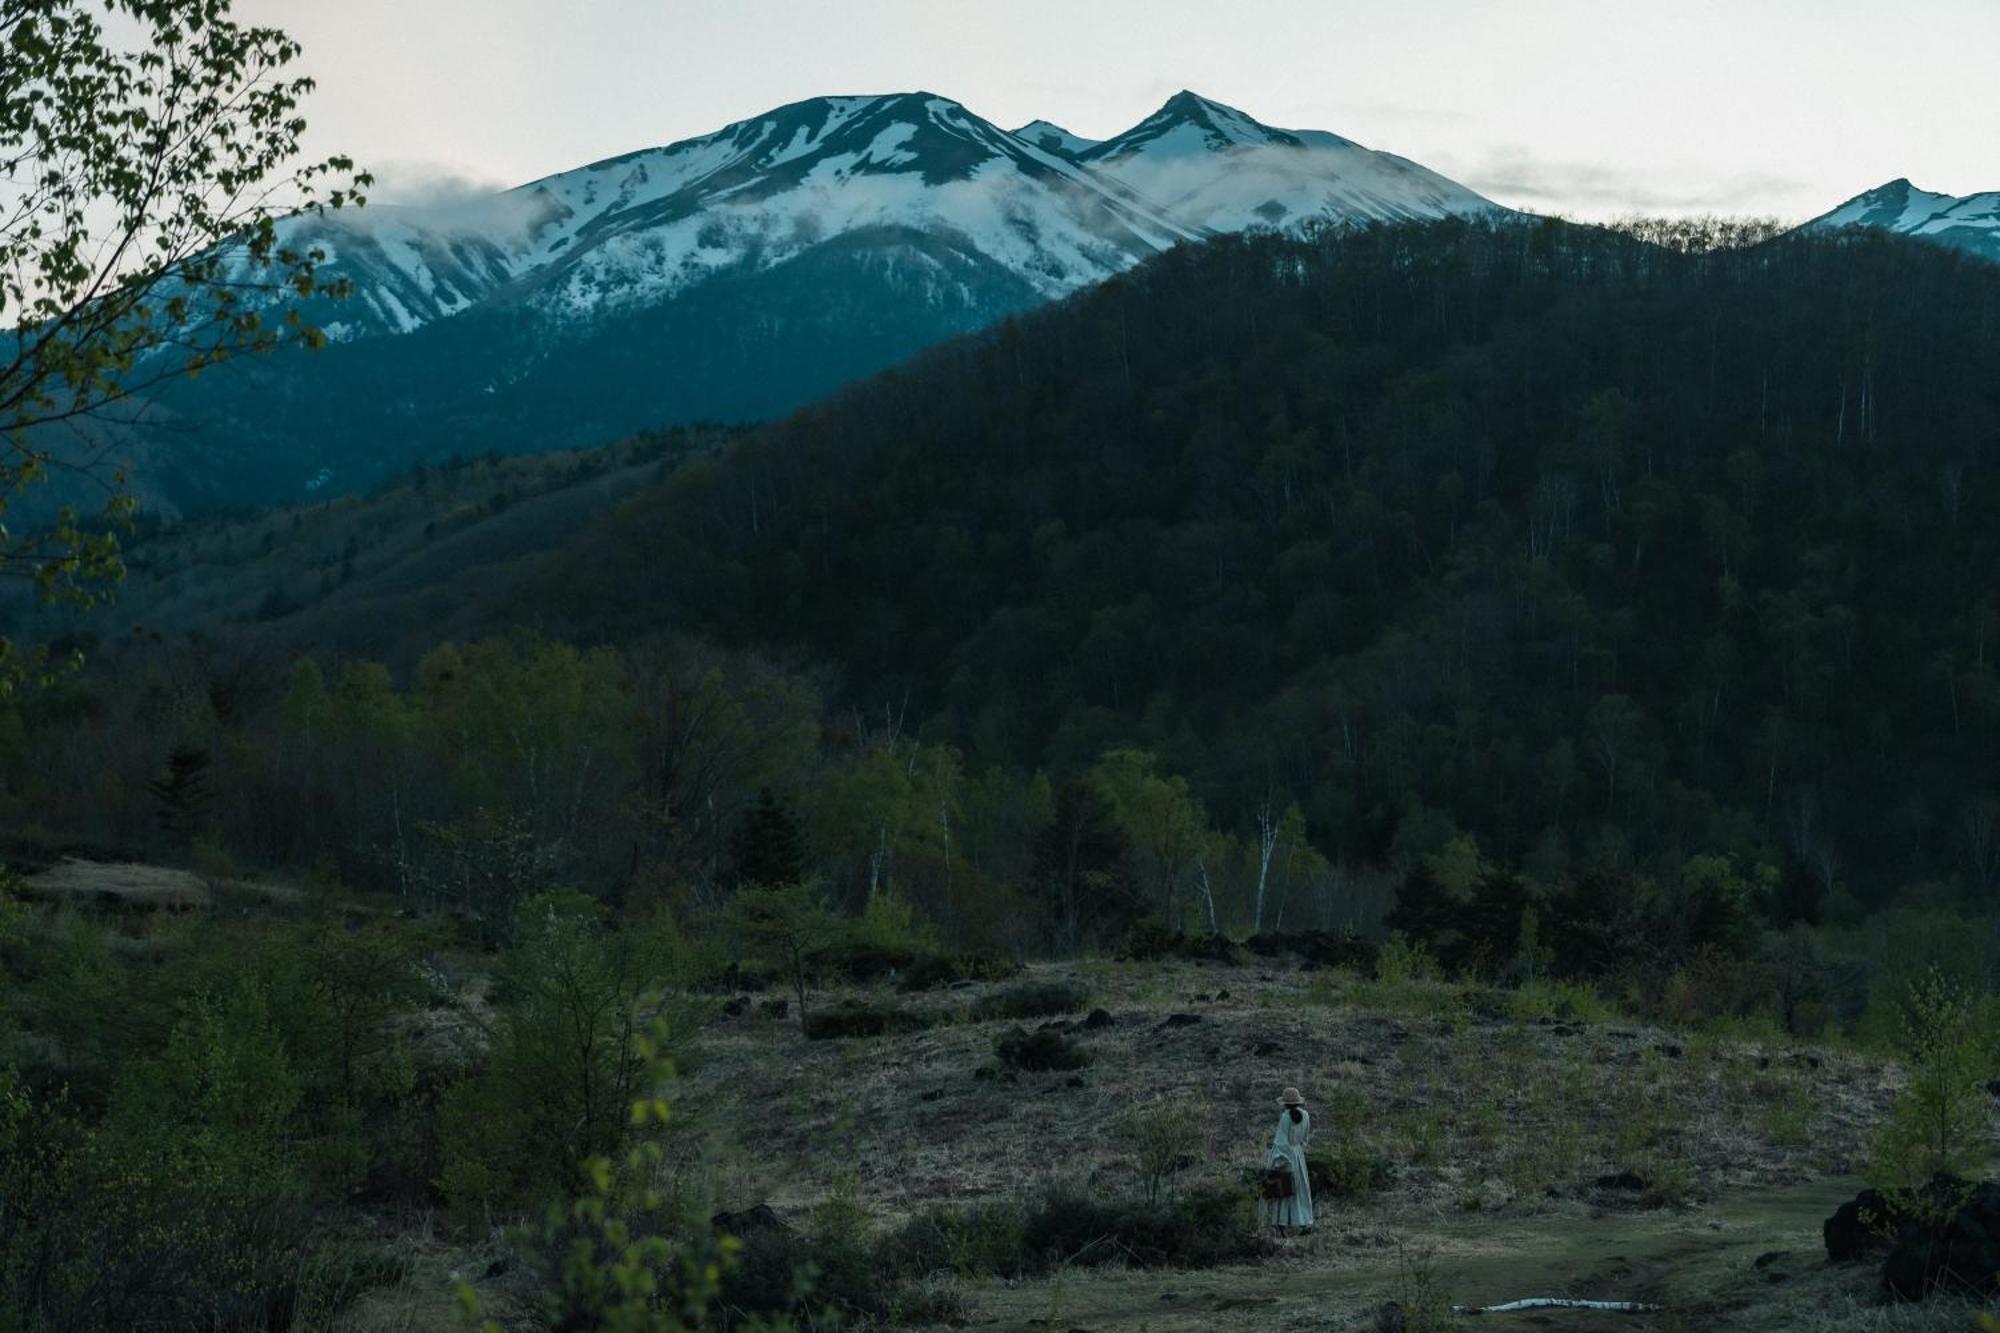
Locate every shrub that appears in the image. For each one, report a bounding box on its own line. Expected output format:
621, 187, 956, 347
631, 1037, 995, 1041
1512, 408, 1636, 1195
728, 881, 841, 1019
439, 892, 688, 1218
1123, 1100, 1204, 1203
811, 893, 935, 983
1376, 935, 1441, 985
970, 980, 1090, 1023
1505, 977, 1620, 1025
1308, 1143, 1394, 1200
1869, 969, 1991, 1198
890, 1185, 1262, 1279
1021, 1183, 1264, 1270
1243, 929, 1378, 971
801, 1001, 932, 1041
898, 952, 1018, 992
994, 1025, 1088, 1072
884, 1199, 1030, 1280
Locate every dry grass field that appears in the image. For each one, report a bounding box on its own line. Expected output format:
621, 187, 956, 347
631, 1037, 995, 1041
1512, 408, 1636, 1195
345, 955, 1999, 1332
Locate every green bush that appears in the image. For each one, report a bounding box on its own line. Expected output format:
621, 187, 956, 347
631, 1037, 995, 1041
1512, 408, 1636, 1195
1505, 977, 1620, 1025
1868, 969, 1992, 1197
439, 892, 689, 1218
897, 952, 1017, 992
813, 892, 937, 982
888, 1184, 1262, 1279
970, 980, 1089, 1022
1307, 1143, 1394, 1200
801, 1001, 933, 1041
1020, 1183, 1264, 1270
994, 1025, 1088, 1072
1124, 1100, 1204, 1203
884, 1198, 1030, 1280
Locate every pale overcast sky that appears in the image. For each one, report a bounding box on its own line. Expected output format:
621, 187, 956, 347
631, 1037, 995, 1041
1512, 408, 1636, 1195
243, 0, 1998, 220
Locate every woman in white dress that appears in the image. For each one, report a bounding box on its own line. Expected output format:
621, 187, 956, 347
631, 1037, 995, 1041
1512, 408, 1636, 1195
1261, 1087, 1314, 1233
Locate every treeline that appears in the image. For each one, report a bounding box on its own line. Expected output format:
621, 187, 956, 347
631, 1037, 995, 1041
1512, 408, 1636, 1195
6, 623, 1990, 1041
525, 216, 2000, 912
0, 634, 1364, 952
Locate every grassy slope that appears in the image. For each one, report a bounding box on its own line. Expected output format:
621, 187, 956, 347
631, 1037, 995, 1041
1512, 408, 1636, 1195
403, 956, 1991, 1332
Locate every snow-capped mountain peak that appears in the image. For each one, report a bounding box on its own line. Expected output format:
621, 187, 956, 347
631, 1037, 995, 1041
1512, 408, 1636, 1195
1086, 90, 1320, 160
1811, 178, 2000, 264
1074, 90, 1495, 233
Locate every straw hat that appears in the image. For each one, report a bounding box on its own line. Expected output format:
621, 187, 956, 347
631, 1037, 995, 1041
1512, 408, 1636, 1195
1277, 1087, 1305, 1107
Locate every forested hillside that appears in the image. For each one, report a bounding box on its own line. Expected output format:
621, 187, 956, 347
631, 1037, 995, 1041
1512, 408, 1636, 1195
535, 216, 2000, 912
7, 216, 2000, 1333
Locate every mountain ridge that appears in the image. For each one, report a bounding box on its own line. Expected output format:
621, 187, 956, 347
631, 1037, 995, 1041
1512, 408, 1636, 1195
1809, 177, 2000, 263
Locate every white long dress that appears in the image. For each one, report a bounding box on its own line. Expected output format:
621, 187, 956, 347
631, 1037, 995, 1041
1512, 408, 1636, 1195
1260, 1107, 1314, 1230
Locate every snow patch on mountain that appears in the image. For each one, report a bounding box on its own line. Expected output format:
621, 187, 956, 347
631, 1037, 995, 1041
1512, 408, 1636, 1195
1076, 90, 1496, 233
1811, 179, 2000, 263
248, 88, 1496, 348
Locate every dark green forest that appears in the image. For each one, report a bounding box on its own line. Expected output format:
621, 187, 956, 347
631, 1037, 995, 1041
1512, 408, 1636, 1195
536, 216, 2000, 911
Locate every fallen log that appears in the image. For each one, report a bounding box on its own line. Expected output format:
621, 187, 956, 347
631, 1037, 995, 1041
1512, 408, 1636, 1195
1456, 1297, 1659, 1314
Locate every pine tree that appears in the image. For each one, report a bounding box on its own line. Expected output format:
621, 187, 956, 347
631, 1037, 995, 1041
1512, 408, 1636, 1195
728, 788, 806, 888
149, 746, 213, 842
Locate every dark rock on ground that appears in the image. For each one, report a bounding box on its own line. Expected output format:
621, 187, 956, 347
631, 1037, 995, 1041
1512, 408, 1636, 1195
1825, 1176, 2000, 1298
1158, 1012, 1203, 1029
1824, 1186, 1896, 1263
1082, 1008, 1114, 1029
1251, 1039, 1284, 1057
1881, 1180, 2000, 1299
712, 1204, 788, 1235
1753, 1250, 1787, 1270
